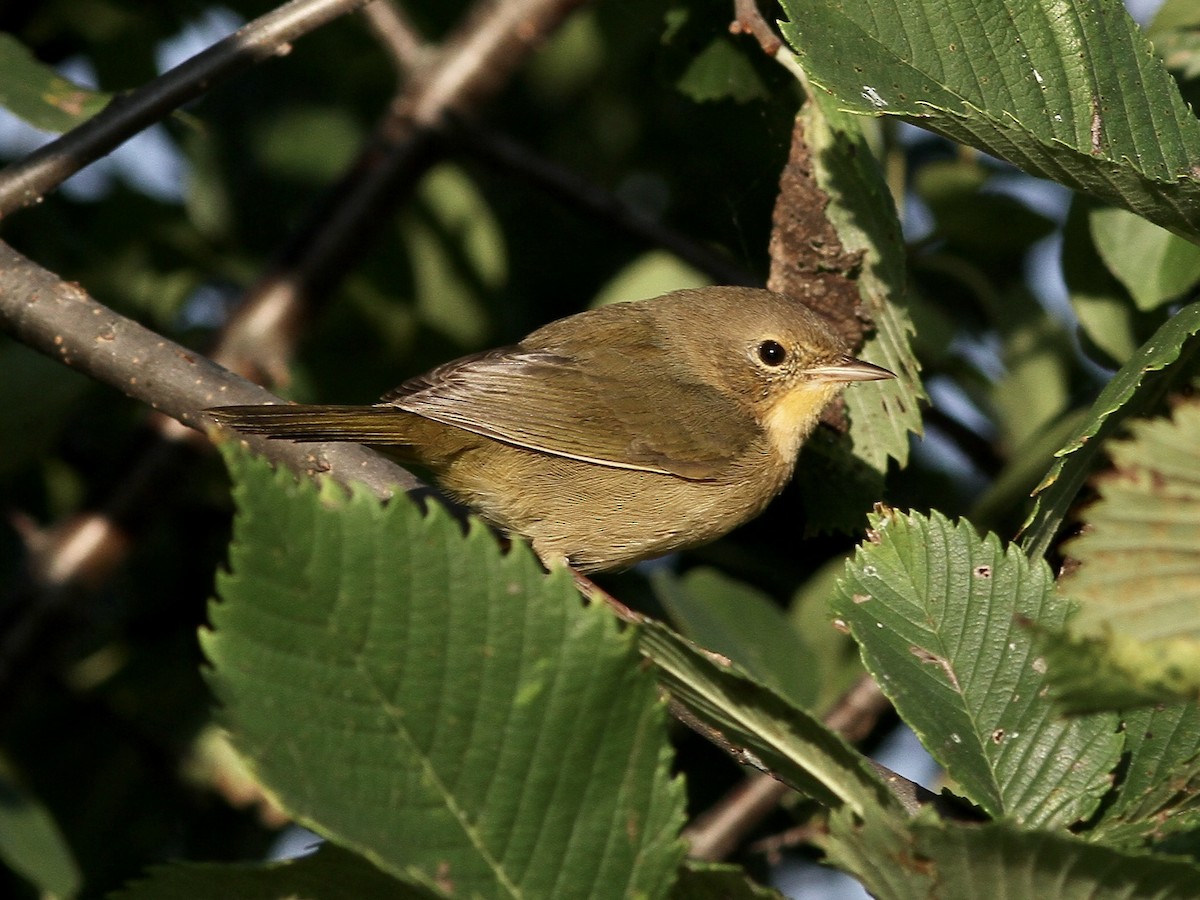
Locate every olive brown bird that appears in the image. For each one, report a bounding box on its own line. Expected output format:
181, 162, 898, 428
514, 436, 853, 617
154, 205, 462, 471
208, 287, 893, 572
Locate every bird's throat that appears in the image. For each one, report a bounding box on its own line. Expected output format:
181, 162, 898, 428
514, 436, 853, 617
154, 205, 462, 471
760, 383, 842, 461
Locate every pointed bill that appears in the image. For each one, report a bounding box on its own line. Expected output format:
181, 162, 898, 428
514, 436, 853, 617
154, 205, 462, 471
805, 356, 895, 383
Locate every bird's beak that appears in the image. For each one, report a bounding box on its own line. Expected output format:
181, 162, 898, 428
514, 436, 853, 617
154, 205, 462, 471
804, 356, 896, 383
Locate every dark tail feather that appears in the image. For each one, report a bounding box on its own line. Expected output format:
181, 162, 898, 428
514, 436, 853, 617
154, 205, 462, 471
207, 404, 414, 444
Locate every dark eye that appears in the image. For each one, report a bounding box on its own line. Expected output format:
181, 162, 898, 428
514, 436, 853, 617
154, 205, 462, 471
757, 340, 787, 367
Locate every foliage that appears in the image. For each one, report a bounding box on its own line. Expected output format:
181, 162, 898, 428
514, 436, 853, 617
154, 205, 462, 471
3, 0, 1200, 897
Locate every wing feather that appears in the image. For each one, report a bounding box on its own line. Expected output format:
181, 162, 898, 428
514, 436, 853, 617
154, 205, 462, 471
382, 344, 752, 480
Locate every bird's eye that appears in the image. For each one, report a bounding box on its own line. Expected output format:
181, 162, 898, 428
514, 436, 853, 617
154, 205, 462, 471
757, 340, 788, 367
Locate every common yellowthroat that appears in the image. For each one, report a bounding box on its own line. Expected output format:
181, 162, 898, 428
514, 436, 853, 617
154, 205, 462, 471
209, 287, 893, 572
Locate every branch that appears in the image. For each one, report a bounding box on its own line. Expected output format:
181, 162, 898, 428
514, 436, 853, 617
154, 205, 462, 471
362, 0, 433, 77
223, 0, 588, 383
729, 0, 782, 57
0, 239, 416, 498
0, 0, 377, 217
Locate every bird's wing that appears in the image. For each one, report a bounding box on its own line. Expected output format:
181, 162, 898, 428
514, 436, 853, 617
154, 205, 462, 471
382, 346, 752, 480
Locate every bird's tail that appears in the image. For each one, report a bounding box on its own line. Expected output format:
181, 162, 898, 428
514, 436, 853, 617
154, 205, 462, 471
207, 404, 415, 444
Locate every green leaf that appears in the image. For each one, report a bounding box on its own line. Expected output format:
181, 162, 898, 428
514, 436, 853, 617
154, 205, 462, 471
1046, 400, 1200, 708
1091, 206, 1200, 311
403, 164, 507, 347
1089, 703, 1200, 848
668, 862, 785, 899
0, 762, 80, 899
799, 93, 925, 470
204, 447, 686, 900
114, 844, 430, 900
788, 555, 866, 711
1062, 199, 1145, 366
0, 339, 91, 477
916, 819, 1200, 898
654, 567, 819, 709
0, 34, 111, 133
1022, 301, 1200, 560
253, 107, 364, 184
636, 619, 901, 821
676, 37, 769, 104
991, 312, 1072, 450
822, 807, 935, 900
827, 806, 1200, 898
590, 250, 711, 308
780, 0, 1200, 240
835, 508, 1122, 827
1150, 0, 1200, 37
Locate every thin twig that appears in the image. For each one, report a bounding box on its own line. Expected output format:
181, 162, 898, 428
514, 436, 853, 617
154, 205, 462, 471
729, 0, 782, 57
361, 0, 433, 78
0, 0, 376, 216
222, 0, 587, 385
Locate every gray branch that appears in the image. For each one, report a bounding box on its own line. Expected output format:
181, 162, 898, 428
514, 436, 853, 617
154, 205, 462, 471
0, 239, 417, 497
0, 0, 376, 216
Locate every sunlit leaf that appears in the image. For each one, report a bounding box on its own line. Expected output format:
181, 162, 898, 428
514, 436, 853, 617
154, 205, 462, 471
798, 93, 925, 470
835, 508, 1121, 827
204, 447, 686, 899
0, 762, 80, 899
781, 0, 1200, 240
0, 34, 110, 133
1022, 301, 1200, 560
635, 619, 901, 820
1089, 703, 1200, 848
1047, 400, 1200, 708
1091, 206, 1200, 311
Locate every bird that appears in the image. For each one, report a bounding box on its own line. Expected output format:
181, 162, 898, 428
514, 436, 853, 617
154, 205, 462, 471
208, 286, 894, 572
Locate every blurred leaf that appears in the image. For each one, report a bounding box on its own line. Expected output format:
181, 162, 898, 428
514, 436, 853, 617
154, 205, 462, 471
916, 161, 1055, 257
1149, 0, 1200, 36
1022, 301, 1200, 560
636, 619, 901, 819
992, 315, 1072, 449
788, 554, 865, 711
1063, 199, 1145, 366
1046, 400, 1200, 709
835, 508, 1121, 827
590, 250, 711, 307
205, 447, 686, 899
781, 0, 1200, 240
668, 862, 785, 899
402, 165, 506, 347
0, 34, 111, 133
654, 567, 819, 708
676, 37, 769, 104
800, 93, 925, 470
0, 340, 91, 477
114, 844, 427, 900
1153, 28, 1200, 92
526, 10, 606, 102
253, 107, 363, 183
1089, 703, 1200, 848
0, 761, 81, 899
1090, 206, 1200, 311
